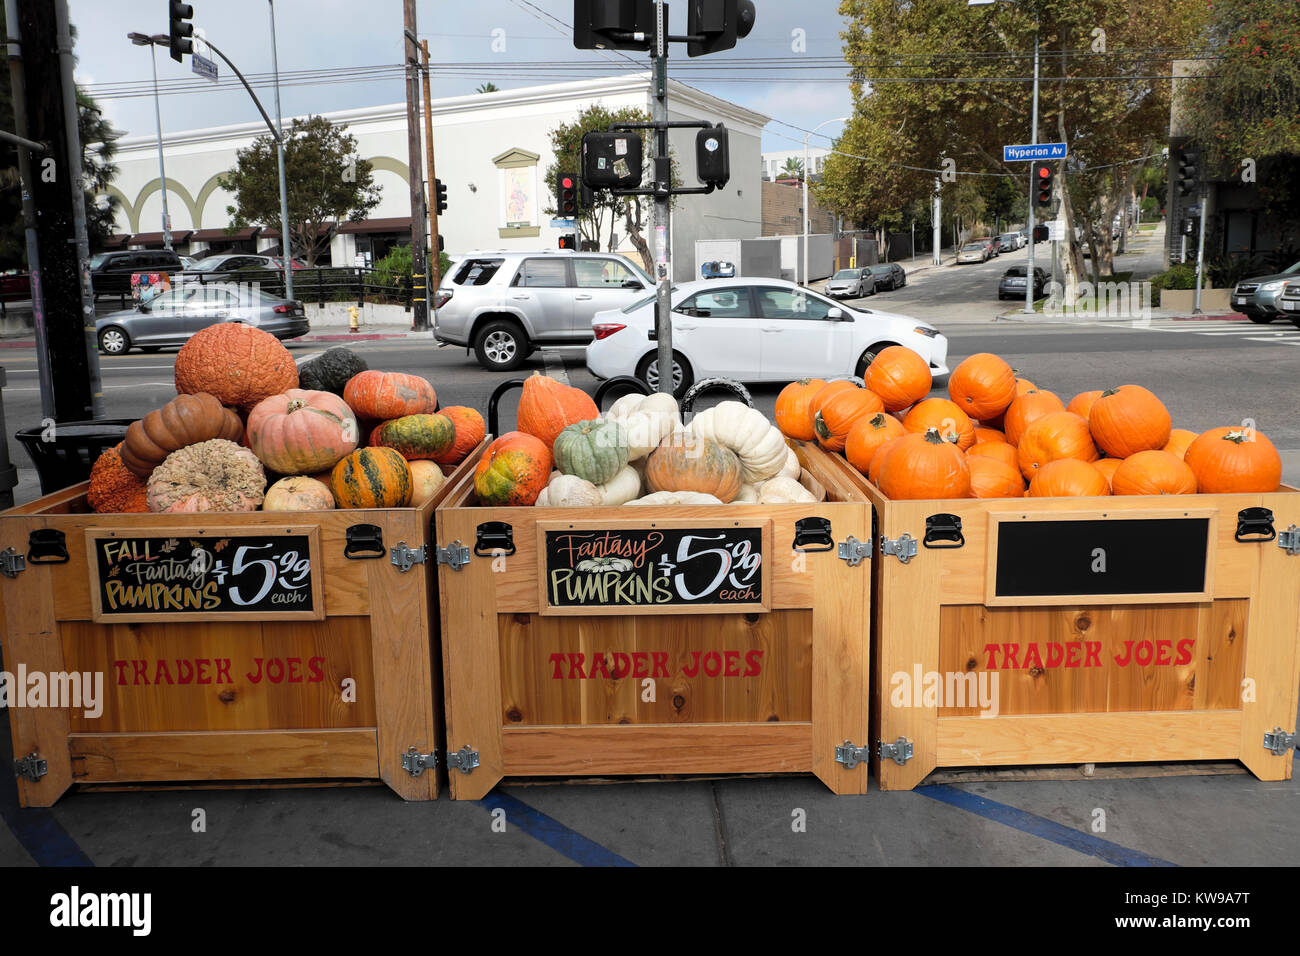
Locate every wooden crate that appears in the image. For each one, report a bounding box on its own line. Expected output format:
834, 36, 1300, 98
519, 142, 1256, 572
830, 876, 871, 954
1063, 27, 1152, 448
433, 442, 873, 798
823, 453, 1300, 789
0, 448, 484, 807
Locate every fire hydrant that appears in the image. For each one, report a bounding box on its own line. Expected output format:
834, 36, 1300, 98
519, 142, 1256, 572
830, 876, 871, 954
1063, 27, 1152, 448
348, 306, 360, 334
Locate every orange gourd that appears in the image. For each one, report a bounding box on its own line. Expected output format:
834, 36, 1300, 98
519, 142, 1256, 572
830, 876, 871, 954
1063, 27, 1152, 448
644, 433, 743, 503
806, 380, 859, 435
968, 441, 1018, 469
844, 412, 906, 474
1014, 377, 1037, 395
473, 431, 553, 506
343, 371, 438, 421
1163, 428, 1197, 461
903, 398, 975, 450
1027, 459, 1111, 498
121, 392, 245, 478
775, 378, 827, 441
433, 406, 487, 466
864, 346, 932, 412
1016, 411, 1099, 480
1184, 427, 1282, 494
174, 322, 299, 411
330, 446, 413, 508
1003, 389, 1065, 446
1088, 385, 1171, 458
814, 387, 884, 453
517, 373, 599, 451
876, 428, 972, 500
1066, 390, 1104, 421
948, 353, 1017, 421
87, 444, 150, 513
968, 456, 1026, 499
1112, 450, 1197, 496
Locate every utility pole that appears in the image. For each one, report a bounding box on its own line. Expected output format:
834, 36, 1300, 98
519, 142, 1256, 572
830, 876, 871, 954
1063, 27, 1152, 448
652, 1, 673, 395
269, 0, 293, 299
402, 1, 428, 331
1193, 192, 1208, 314
419, 39, 441, 316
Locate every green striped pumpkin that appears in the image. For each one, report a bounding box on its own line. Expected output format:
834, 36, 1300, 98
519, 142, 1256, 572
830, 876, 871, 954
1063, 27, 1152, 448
370, 413, 456, 461
329, 447, 412, 508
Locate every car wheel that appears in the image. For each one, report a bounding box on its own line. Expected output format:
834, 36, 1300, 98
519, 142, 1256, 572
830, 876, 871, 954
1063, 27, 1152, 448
473, 319, 529, 372
854, 342, 899, 379
98, 327, 130, 355
1246, 313, 1275, 325
636, 351, 694, 400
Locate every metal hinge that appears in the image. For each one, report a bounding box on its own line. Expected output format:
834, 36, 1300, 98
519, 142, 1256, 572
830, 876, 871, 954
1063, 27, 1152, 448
390, 543, 427, 573
0, 547, 25, 578
1279, 525, 1300, 556
835, 740, 870, 769
880, 533, 919, 564
837, 536, 871, 566
435, 541, 470, 570
13, 752, 47, 782
446, 746, 480, 774
401, 746, 438, 777
878, 737, 914, 766
1264, 728, 1297, 756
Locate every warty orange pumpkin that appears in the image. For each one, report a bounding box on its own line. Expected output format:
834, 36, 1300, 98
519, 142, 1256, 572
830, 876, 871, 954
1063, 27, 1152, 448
174, 322, 299, 411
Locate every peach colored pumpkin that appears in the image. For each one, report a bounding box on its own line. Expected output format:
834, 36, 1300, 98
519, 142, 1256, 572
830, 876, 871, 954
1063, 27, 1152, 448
247, 389, 360, 475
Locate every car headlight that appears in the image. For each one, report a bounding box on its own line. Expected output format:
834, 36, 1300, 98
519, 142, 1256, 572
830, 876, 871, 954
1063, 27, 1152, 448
1260, 280, 1285, 292
913, 326, 939, 338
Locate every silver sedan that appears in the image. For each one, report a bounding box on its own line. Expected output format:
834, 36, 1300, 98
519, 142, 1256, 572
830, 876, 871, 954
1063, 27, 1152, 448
95, 283, 310, 355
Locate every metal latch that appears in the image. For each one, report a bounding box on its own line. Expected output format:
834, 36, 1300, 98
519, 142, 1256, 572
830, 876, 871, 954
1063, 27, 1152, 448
446, 746, 480, 774
878, 737, 914, 766
475, 522, 515, 557
390, 543, 427, 572
0, 547, 25, 578
880, 533, 919, 564
1264, 728, 1297, 755
924, 513, 965, 549
13, 752, 47, 782
436, 541, 470, 570
835, 740, 870, 769
1279, 525, 1300, 556
401, 746, 438, 777
27, 529, 68, 565
1236, 507, 1276, 543
793, 517, 834, 553
344, 524, 385, 559
837, 536, 871, 566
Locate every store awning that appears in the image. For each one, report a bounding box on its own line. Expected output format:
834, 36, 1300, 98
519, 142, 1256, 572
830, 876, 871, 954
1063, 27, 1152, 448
130, 231, 192, 246
260, 223, 333, 240
190, 226, 261, 241
337, 217, 412, 235
103, 233, 132, 249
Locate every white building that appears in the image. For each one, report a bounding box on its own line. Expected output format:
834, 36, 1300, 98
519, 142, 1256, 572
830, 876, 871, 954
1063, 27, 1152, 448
761, 147, 830, 182
104, 74, 769, 283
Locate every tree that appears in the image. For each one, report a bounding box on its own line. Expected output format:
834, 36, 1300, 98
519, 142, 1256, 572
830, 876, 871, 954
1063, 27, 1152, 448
475, 83, 500, 94
220, 115, 381, 266
779, 157, 804, 181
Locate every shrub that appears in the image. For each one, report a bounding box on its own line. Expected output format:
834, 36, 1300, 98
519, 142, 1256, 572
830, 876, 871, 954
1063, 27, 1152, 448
1148, 263, 1200, 305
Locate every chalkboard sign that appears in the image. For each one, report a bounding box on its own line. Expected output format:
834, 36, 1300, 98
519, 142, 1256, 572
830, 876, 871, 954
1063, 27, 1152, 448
541, 523, 769, 614
990, 515, 1213, 603
87, 527, 324, 623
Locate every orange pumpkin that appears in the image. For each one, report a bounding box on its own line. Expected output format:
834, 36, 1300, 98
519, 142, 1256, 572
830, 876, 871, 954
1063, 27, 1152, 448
433, 406, 487, 466
1184, 427, 1282, 494
814, 387, 884, 452
87, 444, 150, 513
876, 428, 972, 500
968, 441, 1018, 469
329, 446, 413, 508
968, 456, 1026, 499
1093, 457, 1122, 492
806, 380, 859, 435
1088, 385, 1171, 458
517, 373, 599, 452
246, 389, 360, 475
868, 435, 906, 487
903, 398, 975, 450
644, 433, 743, 503
973, 426, 1007, 445
344, 371, 438, 421
864, 346, 932, 412
1163, 428, 1198, 461
948, 353, 1017, 421
1015, 411, 1098, 480
473, 431, 553, 506
1112, 450, 1197, 496
1003, 389, 1065, 446
1014, 377, 1038, 396
775, 378, 827, 442
1066, 390, 1104, 421
174, 322, 299, 411
121, 392, 245, 478
844, 412, 906, 475
1027, 459, 1111, 498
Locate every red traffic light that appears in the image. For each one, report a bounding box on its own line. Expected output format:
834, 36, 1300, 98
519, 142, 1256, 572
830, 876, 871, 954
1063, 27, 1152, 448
1037, 166, 1051, 179
561, 176, 574, 189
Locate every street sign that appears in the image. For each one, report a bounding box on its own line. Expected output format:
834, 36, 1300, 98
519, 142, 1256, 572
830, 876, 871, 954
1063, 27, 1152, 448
550, 219, 577, 229
1003, 143, 1067, 162
1047, 221, 1065, 241
192, 35, 218, 82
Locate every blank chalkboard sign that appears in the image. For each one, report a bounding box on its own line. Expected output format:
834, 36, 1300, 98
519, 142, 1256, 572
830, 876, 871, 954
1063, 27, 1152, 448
540, 522, 769, 614
87, 527, 324, 623
988, 514, 1214, 605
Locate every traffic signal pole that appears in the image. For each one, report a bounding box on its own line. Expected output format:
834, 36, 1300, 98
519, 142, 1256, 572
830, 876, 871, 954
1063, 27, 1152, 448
1193, 191, 1208, 314
419, 39, 441, 317
402, 2, 429, 332
1024, 23, 1039, 316
652, 2, 673, 396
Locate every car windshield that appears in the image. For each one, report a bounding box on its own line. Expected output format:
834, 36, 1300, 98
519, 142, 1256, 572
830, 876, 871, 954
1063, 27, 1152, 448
89, 252, 111, 269
962, 243, 985, 252
832, 270, 862, 279
1005, 267, 1028, 276
186, 258, 226, 272
623, 291, 671, 314
1284, 261, 1300, 275
1001, 234, 1018, 241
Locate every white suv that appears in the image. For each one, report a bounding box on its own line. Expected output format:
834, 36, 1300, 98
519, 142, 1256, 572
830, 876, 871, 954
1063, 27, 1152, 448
432, 250, 653, 371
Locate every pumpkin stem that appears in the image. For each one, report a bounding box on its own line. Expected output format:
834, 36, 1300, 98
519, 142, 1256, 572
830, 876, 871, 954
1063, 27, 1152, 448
1100, 387, 1122, 398
869, 413, 887, 428
1224, 429, 1252, 444
922, 428, 946, 445
286, 399, 307, 414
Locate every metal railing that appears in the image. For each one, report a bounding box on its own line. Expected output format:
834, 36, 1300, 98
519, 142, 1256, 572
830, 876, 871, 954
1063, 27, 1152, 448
178, 266, 415, 311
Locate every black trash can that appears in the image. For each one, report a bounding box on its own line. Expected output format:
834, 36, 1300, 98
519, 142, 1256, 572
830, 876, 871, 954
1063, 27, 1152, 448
15, 419, 134, 496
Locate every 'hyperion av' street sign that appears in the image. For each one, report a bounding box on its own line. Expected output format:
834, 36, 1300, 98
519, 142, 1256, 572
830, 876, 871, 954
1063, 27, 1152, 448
1003, 143, 1067, 162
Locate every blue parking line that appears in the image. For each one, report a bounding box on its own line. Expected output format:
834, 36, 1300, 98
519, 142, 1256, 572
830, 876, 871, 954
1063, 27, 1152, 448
479, 791, 637, 867
0, 766, 94, 867
918, 784, 1177, 867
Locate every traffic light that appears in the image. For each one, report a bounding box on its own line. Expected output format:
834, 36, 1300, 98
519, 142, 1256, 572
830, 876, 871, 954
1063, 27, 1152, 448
1033, 162, 1053, 207
1177, 150, 1199, 197
169, 1, 194, 63
582, 131, 643, 188
687, 0, 756, 57
557, 172, 579, 217
696, 125, 730, 188
558, 235, 577, 250
434, 178, 448, 215
1033, 224, 1049, 242
573, 0, 655, 52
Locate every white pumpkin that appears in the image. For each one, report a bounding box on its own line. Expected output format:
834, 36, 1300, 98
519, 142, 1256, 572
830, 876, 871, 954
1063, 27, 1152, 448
731, 483, 760, 504
758, 476, 817, 504
625, 491, 723, 506
606, 392, 682, 460
779, 447, 801, 480
598, 465, 642, 506
536, 473, 603, 508
688, 402, 789, 483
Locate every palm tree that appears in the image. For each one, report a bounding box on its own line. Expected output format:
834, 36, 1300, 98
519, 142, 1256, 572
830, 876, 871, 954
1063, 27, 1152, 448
475, 82, 500, 94
779, 157, 804, 181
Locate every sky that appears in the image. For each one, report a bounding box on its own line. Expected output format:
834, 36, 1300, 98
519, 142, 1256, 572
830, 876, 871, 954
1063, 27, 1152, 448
69, 0, 855, 155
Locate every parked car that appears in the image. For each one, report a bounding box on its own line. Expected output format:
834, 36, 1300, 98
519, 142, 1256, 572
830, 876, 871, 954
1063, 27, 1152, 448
866, 262, 907, 292
997, 233, 1019, 253
825, 268, 874, 298
998, 265, 1049, 300
957, 242, 991, 264
1, 270, 30, 301
1278, 280, 1300, 330
977, 237, 1000, 258
94, 284, 309, 355
184, 253, 286, 281
585, 278, 948, 397
179, 256, 200, 270
89, 248, 184, 299
432, 250, 653, 371
1232, 260, 1300, 324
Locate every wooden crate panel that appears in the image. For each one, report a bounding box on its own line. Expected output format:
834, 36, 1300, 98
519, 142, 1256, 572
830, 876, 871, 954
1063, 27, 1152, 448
936, 601, 1247, 716
499, 610, 813, 725
61, 617, 378, 732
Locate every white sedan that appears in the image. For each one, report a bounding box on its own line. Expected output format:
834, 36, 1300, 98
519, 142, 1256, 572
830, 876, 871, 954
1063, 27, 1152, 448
585, 278, 949, 395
